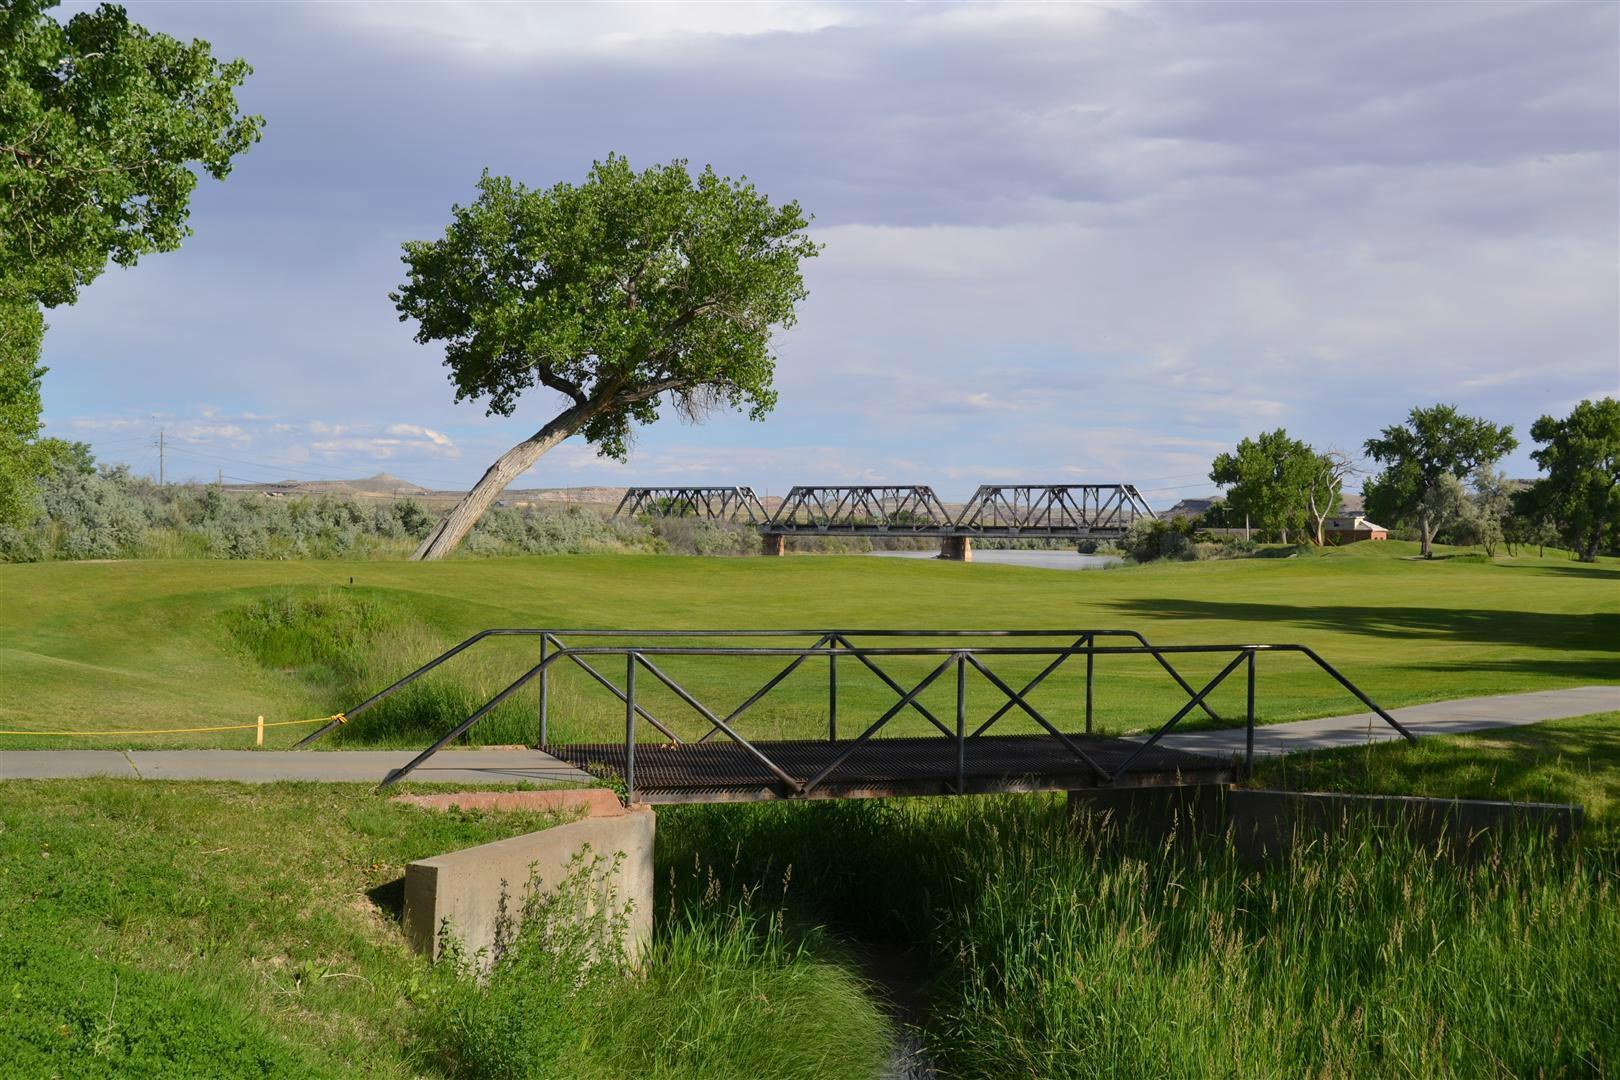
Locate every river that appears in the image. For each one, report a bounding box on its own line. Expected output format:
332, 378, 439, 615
865, 549, 1122, 571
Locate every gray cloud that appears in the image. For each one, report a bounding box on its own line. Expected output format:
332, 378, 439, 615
40, 0, 1619, 503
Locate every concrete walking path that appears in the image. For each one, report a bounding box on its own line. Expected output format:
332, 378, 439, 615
1, 686, 1615, 784
1160, 685, 1620, 759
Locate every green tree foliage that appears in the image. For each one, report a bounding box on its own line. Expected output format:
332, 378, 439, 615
1208, 429, 1318, 542
393, 156, 818, 559
1363, 404, 1517, 558
1519, 398, 1620, 562
1, 0, 262, 305
0, 0, 260, 528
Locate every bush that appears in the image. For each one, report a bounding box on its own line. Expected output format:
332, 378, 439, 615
1122, 517, 1197, 563
36, 461, 154, 559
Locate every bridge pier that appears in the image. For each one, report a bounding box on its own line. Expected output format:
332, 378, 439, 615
761, 533, 786, 557
939, 535, 973, 561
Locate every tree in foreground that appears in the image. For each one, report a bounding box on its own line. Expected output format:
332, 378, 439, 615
1208, 429, 1317, 543
1363, 404, 1516, 558
394, 157, 817, 560
0, 0, 260, 526
1519, 398, 1620, 562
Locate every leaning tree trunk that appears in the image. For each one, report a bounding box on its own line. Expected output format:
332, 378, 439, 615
412, 404, 595, 561
1418, 507, 1433, 558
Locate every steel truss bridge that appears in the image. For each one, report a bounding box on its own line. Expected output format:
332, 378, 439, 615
615, 484, 1156, 553
297, 628, 1414, 804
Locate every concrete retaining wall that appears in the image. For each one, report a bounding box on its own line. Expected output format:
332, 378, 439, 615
403, 808, 655, 966
1068, 786, 1582, 863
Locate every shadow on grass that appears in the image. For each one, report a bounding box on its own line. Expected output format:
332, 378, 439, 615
1105, 597, 1619, 654
1414, 658, 1620, 683
366, 877, 406, 924
1498, 562, 1620, 580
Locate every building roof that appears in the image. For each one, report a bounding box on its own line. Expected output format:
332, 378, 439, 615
1324, 515, 1387, 532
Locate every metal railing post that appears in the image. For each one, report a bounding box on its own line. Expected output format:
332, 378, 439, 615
538, 634, 550, 746
1245, 649, 1256, 775
828, 636, 838, 742
625, 653, 637, 806
956, 652, 967, 794
1085, 633, 1095, 735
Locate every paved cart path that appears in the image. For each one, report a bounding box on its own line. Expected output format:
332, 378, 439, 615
1, 686, 1616, 784
1160, 685, 1620, 759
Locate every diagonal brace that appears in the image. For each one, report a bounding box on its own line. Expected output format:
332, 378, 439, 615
965, 654, 1110, 781
1110, 650, 1247, 782
801, 654, 958, 795
831, 633, 954, 737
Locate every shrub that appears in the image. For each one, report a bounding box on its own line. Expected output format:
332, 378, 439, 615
36, 461, 154, 559
1122, 517, 1196, 563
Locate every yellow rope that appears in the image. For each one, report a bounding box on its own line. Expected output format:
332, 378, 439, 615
0, 714, 344, 737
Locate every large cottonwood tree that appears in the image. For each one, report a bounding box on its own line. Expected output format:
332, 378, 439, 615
394, 157, 817, 560
1520, 398, 1620, 562
1363, 404, 1516, 558
0, 0, 260, 525
1208, 429, 1318, 543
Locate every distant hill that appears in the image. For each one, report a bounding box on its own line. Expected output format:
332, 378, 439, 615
286, 472, 431, 496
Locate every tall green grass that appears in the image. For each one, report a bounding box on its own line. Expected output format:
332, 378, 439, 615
657, 797, 1620, 1078
225, 589, 548, 746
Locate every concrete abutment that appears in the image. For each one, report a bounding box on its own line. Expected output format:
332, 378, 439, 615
403, 805, 655, 968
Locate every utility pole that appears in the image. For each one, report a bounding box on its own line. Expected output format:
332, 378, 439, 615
158, 428, 165, 486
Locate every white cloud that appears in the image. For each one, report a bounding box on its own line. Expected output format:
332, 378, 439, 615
319, 1, 871, 61
386, 423, 457, 449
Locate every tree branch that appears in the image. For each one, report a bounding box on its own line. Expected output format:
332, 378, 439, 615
611, 376, 686, 407
536, 367, 587, 406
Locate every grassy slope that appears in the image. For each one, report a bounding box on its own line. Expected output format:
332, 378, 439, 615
1253, 710, 1620, 846
0, 542, 1615, 748
0, 781, 890, 1079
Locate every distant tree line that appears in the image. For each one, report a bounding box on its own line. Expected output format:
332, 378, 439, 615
1203, 399, 1619, 562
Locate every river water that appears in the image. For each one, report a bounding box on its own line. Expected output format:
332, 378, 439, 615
865, 549, 1122, 571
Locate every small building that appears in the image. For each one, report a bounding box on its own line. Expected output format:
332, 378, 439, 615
1323, 514, 1388, 544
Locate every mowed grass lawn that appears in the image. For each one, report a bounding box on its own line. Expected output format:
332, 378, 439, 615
0, 541, 1615, 749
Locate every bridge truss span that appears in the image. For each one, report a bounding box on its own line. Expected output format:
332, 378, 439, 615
615, 486, 770, 525
769, 485, 955, 533
954, 484, 1156, 538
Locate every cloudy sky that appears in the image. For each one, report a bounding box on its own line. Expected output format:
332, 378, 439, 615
43, 1, 1619, 505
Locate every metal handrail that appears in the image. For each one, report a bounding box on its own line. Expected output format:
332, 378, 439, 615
367, 636, 1413, 796
294, 627, 1219, 748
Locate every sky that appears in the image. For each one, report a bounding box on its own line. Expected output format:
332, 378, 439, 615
41, 0, 1620, 507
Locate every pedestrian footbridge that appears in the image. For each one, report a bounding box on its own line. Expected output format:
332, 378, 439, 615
294, 629, 1414, 802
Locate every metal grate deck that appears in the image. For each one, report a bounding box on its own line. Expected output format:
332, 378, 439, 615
544, 732, 1236, 803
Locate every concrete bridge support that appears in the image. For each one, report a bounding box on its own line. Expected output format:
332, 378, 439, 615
761, 533, 786, 557
404, 804, 656, 969
939, 535, 973, 561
